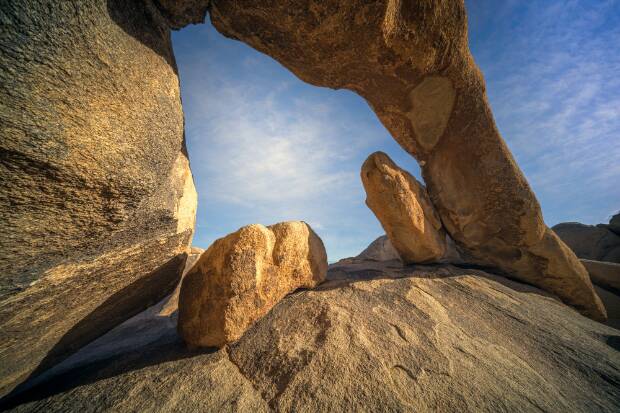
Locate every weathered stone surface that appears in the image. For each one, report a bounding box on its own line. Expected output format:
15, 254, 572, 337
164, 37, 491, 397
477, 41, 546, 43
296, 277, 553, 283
178, 222, 327, 348
553, 222, 620, 263
155, 0, 209, 29
361, 152, 446, 263
207, 0, 605, 321
0, 0, 195, 397
356, 235, 401, 262
582, 259, 620, 293
7, 261, 620, 412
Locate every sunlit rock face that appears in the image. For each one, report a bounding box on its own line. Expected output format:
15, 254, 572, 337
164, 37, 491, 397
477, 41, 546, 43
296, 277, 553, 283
0, 0, 195, 397
206, 0, 605, 321
361, 152, 446, 264
8, 261, 620, 412
178, 221, 327, 348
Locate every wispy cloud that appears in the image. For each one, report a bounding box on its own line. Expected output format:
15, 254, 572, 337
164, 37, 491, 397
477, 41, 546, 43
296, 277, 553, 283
174, 24, 393, 259
468, 0, 620, 225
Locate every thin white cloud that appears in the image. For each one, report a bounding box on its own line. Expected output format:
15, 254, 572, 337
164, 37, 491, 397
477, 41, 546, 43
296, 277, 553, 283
469, 0, 620, 225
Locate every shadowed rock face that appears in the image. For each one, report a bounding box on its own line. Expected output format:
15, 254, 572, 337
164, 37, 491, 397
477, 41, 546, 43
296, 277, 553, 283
206, 0, 605, 321
0, 0, 195, 397
553, 222, 620, 263
178, 222, 327, 348
6, 262, 620, 412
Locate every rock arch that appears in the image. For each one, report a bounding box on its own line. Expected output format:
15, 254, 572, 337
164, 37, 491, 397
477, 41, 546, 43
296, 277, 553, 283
0, 0, 604, 398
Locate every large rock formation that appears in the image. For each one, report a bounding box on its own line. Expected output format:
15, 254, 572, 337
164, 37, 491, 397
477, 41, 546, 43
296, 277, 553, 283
5, 261, 620, 412
553, 221, 620, 263
361, 152, 447, 263
178, 222, 327, 348
204, 0, 605, 321
0, 0, 196, 397
582, 259, 620, 293
0, 0, 610, 398
360, 153, 603, 319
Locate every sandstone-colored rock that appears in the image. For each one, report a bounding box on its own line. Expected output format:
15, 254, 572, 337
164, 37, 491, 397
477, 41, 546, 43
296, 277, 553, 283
582, 259, 620, 293
361, 152, 446, 263
553, 222, 620, 263
0, 0, 195, 397
356, 234, 467, 266
356, 235, 401, 262
178, 222, 327, 348
206, 0, 605, 321
8, 261, 620, 412
360, 153, 603, 319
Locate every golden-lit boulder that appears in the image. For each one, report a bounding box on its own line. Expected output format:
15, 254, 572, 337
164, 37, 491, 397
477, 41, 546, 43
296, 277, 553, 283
361, 152, 446, 264
178, 221, 327, 347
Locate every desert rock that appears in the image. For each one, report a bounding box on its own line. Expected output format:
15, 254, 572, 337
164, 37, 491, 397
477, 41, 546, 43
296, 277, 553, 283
0, 0, 196, 397
6, 260, 620, 412
205, 0, 605, 321
356, 235, 401, 262
582, 259, 620, 293
553, 222, 620, 263
361, 152, 446, 263
178, 222, 327, 347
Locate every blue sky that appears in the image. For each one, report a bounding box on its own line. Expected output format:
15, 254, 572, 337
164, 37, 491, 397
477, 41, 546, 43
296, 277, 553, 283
173, 0, 620, 261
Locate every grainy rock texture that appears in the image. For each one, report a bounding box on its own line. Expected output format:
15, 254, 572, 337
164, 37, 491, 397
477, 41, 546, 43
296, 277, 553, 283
356, 235, 401, 262
582, 259, 620, 293
178, 222, 327, 348
553, 222, 620, 263
361, 152, 447, 263
206, 0, 605, 321
0, 0, 195, 397
7, 261, 620, 412
155, 0, 210, 29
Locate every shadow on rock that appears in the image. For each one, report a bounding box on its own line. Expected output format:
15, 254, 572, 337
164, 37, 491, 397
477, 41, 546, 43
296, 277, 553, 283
1, 253, 188, 410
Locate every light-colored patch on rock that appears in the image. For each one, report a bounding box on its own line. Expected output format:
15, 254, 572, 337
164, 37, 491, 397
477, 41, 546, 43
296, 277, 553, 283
171, 153, 198, 235
178, 222, 327, 347
406, 76, 456, 151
